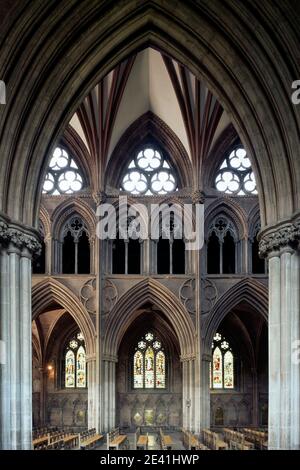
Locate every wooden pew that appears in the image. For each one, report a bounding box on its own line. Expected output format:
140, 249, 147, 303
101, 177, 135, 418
80, 428, 103, 450
159, 428, 173, 450
242, 428, 268, 450
182, 428, 209, 450
107, 428, 129, 450
203, 429, 228, 450
222, 428, 254, 450
33, 434, 50, 449
135, 427, 148, 450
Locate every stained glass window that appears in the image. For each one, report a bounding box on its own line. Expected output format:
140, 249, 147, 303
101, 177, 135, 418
210, 332, 234, 390
145, 347, 155, 388
133, 332, 166, 389
65, 350, 75, 388
134, 351, 144, 388
121, 146, 177, 195
65, 331, 86, 388
215, 147, 257, 195
155, 351, 165, 388
213, 347, 223, 389
43, 146, 84, 195
224, 351, 234, 388
76, 346, 86, 388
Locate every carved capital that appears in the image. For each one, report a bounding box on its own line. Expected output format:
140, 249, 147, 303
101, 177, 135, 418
259, 214, 300, 258
180, 354, 196, 362
93, 191, 107, 205
0, 214, 42, 256
191, 189, 205, 204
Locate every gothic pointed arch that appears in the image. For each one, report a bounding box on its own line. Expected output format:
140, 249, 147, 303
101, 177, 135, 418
106, 111, 192, 190
1, 2, 299, 227
39, 205, 51, 238
51, 198, 96, 239
103, 278, 195, 359
203, 278, 268, 355
32, 278, 95, 356
205, 199, 247, 241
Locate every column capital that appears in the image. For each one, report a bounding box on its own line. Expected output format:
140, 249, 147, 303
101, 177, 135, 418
258, 213, 300, 258
102, 354, 118, 363
180, 353, 196, 362
191, 189, 205, 204
202, 353, 212, 363
92, 191, 107, 205
0, 213, 41, 256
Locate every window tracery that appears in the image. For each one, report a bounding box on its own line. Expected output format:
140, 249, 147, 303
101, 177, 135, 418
215, 147, 257, 195
43, 146, 84, 195
121, 146, 177, 195
133, 332, 165, 389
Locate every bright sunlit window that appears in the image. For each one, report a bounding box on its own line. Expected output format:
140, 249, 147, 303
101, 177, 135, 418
121, 146, 177, 195
215, 147, 257, 195
43, 146, 83, 195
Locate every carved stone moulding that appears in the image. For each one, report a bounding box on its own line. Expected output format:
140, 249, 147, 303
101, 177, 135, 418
201, 278, 218, 314
258, 213, 300, 258
179, 278, 195, 315
0, 212, 42, 256
80, 278, 97, 314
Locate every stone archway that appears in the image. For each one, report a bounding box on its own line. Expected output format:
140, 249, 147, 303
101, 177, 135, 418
0, 2, 299, 227
0, 0, 300, 449
102, 278, 197, 432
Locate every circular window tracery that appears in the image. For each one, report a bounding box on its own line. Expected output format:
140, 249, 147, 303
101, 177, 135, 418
43, 146, 84, 195
215, 147, 257, 195
121, 146, 177, 195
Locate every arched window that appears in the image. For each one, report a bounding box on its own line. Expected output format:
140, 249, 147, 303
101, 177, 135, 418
32, 222, 46, 274
215, 147, 257, 195
210, 332, 234, 390
121, 145, 177, 195
156, 210, 185, 274
43, 146, 84, 195
65, 332, 86, 388
207, 217, 236, 274
62, 216, 90, 274
112, 210, 142, 274
133, 332, 166, 389
251, 223, 266, 274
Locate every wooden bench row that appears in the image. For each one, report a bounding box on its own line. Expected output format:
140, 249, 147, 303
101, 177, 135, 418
222, 428, 254, 450
159, 428, 173, 450
107, 427, 129, 450
135, 427, 148, 450
80, 428, 103, 449
242, 428, 268, 449
182, 428, 209, 450
202, 429, 228, 450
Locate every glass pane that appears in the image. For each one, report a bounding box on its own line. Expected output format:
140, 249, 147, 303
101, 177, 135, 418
145, 346, 155, 388
213, 347, 223, 389
133, 351, 144, 388
65, 350, 75, 388
76, 346, 86, 388
155, 351, 165, 388
224, 350, 234, 389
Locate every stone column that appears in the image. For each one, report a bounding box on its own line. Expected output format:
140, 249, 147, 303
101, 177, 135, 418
102, 356, 117, 432
0, 214, 41, 449
87, 354, 98, 430
44, 234, 52, 275
200, 353, 211, 430
259, 216, 300, 449
181, 355, 196, 431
